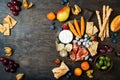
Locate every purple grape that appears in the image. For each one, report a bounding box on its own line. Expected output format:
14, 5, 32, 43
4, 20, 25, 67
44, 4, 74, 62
15, 5, 21, 11
11, 0, 17, 1
12, 11, 19, 16
103, 45, 110, 50
13, 63, 19, 68
10, 6, 16, 11
0, 57, 6, 62
11, 0, 18, 5
10, 68, 16, 73
116, 52, 120, 57
107, 47, 113, 52
7, 2, 13, 7
98, 48, 106, 54
2, 59, 9, 66
8, 60, 14, 65
5, 66, 11, 72
17, 1, 22, 7
9, 64, 15, 69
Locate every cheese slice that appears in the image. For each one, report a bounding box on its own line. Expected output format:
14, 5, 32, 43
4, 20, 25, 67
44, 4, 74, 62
86, 22, 94, 36
88, 41, 99, 56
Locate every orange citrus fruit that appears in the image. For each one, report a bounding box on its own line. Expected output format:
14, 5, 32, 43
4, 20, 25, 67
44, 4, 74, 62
74, 68, 82, 76
81, 61, 90, 71
47, 12, 56, 21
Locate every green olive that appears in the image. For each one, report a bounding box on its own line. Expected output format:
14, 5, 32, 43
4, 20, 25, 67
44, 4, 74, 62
99, 56, 105, 60
104, 60, 107, 66
101, 66, 107, 70
96, 62, 101, 69
99, 60, 103, 66
107, 61, 111, 67
105, 56, 110, 61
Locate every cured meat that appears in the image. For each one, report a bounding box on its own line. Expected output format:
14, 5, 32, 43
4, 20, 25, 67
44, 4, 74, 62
72, 43, 79, 53
70, 51, 76, 61
70, 43, 88, 61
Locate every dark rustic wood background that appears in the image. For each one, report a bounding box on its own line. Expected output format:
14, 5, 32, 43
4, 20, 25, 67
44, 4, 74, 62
0, 0, 120, 80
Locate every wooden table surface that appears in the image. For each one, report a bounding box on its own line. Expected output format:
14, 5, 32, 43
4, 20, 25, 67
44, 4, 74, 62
0, 0, 120, 80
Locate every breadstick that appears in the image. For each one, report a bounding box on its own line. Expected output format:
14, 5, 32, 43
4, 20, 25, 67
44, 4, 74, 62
99, 8, 113, 38
101, 5, 106, 41
103, 5, 106, 21
96, 10, 102, 32
106, 5, 110, 37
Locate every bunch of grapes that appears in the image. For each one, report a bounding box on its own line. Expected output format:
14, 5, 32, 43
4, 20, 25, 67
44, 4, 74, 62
7, 0, 22, 16
0, 57, 19, 73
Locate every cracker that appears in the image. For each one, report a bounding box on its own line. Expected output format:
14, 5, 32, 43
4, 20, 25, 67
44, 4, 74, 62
3, 15, 17, 29
86, 22, 94, 36
88, 41, 99, 56
52, 62, 69, 79
3, 23, 10, 36
92, 25, 98, 35
0, 24, 6, 33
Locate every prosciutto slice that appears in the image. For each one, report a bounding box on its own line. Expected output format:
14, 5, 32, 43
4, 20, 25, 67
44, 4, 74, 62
70, 43, 88, 61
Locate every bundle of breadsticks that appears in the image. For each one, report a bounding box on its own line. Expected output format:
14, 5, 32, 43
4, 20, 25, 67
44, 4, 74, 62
96, 5, 113, 41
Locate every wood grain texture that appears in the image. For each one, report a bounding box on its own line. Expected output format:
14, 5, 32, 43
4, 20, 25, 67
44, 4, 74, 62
0, 0, 120, 80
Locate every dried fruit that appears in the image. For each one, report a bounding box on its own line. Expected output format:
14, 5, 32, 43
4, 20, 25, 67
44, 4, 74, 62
72, 4, 81, 15
23, 0, 33, 9
74, 68, 82, 76
86, 70, 94, 78
16, 73, 24, 80
81, 61, 90, 71
47, 12, 56, 21
4, 47, 13, 56
80, 16, 85, 36
68, 21, 80, 38
62, 25, 69, 30
54, 59, 61, 65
